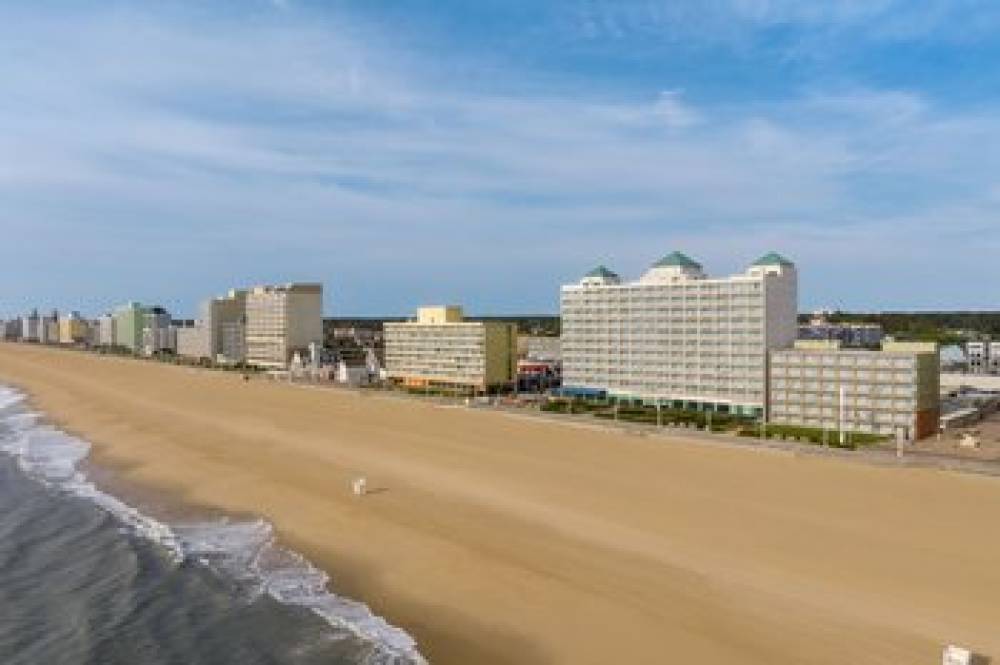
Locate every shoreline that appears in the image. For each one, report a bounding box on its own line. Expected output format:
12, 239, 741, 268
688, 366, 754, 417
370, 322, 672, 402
0, 384, 427, 663
1, 342, 999, 664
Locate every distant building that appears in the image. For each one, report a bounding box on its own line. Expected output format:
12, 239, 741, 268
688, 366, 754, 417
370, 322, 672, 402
176, 324, 209, 360
58, 312, 90, 345
769, 340, 940, 441
2, 319, 19, 341
798, 312, 883, 348
965, 339, 1000, 375
518, 335, 561, 361
19, 310, 39, 342
96, 314, 117, 347
384, 305, 517, 393
200, 289, 248, 361
245, 283, 323, 369
560, 252, 798, 417
40, 310, 59, 345
517, 359, 560, 393
220, 320, 246, 364
114, 302, 147, 352
141, 307, 174, 355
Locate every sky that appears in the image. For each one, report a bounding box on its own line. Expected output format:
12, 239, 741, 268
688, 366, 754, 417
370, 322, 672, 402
2, 0, 1000, 317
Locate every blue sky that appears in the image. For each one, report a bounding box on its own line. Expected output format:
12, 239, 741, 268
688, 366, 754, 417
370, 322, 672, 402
3, 1, 1000, 317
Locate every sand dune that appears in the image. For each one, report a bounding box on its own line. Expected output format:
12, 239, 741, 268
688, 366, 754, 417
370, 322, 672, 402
1, 342, 997, 664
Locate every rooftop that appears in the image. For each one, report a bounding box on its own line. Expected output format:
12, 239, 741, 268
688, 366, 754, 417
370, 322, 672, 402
585, 265, 619, 279
652, 251, 702, 269
752, 252, 794, 266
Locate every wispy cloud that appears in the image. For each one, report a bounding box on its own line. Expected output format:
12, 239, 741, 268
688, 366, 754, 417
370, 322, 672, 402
1, 3, 999, 315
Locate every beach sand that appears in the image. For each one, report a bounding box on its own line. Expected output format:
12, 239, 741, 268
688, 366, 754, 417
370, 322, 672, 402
1, 342, 998, 664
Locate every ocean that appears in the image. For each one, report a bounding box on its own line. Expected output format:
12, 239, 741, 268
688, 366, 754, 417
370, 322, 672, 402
0, 386, 426, 665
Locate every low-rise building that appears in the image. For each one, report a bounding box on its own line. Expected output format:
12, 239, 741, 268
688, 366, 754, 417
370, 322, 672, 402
384, 305, 517, 393
964, 339, 1000, 375
518, 335, 561, 361
768, 340, 940, 441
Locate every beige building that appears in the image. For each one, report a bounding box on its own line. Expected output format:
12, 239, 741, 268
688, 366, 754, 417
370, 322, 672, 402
384, 306, 517, 393
176, 289, 248, 363
176, 325, 209, 359
245, 283, 323, 369
560, 252, 798, 418
58, 312, 90, 345
768, 340, 940, 441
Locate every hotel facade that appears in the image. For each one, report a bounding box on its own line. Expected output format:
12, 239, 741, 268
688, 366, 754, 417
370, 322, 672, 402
245, 283, 323, 369
769, 340, 940, 441
384, 306, 517, 393
559, 252, 797, 418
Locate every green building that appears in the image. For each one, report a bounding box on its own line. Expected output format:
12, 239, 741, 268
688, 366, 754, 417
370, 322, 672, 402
113, 302, 147, 352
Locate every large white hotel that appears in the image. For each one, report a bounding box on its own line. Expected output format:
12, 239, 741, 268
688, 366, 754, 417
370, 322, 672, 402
559, 251, 797, 418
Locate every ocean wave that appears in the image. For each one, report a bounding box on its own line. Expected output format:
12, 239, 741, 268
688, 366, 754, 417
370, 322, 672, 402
0, 385, 426, 665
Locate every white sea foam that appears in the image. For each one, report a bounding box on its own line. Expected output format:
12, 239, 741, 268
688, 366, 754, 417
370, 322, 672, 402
0, 385, 426, 665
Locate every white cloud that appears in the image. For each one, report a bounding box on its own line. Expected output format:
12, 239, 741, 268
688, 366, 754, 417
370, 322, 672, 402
2, 5, 1000, 313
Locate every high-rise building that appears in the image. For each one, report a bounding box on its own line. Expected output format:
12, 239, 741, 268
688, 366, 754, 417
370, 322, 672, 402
203, 290, 247, 362
58, 311, 90, 344
245, 283, 323, 369
769, 340, 940, 441
2, 319, 20, 341
114, 302, 147, 352
40, 310, 59, 345
559, 252, 798, 417
141, 307, 174, 356
97, 314, 117, 347
384, 306, 517, 393
20, 309, 40, 342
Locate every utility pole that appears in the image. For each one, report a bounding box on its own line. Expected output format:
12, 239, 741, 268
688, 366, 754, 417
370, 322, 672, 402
656, 403, 662, 428
838, 384, 846, 447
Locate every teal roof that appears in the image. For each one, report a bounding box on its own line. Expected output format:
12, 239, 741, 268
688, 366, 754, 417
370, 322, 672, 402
585, 265, 618, 278
752, 252, 795, 266
653, 251, 702, 269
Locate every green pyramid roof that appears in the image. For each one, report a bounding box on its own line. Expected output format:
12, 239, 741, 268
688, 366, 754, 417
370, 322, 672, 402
752, 252, 794, 266
653, 251, 702, 269
585, 265, 618, 279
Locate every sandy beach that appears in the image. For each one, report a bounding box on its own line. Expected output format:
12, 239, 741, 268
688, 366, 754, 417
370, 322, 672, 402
0, 342, 997, 664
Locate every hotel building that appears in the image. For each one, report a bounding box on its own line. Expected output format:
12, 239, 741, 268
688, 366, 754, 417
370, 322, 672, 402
20, 309, 40, 342
768, 340, 940, 441
176, 289, 248, 364
384, 306, 517, 393
96, 314, 117, 347
559, 252, 798, 417
58, 312, 90, 345
114, 302, 147, 352
245, 283, 323, 369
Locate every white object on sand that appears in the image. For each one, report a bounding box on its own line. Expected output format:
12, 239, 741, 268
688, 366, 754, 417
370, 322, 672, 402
943, 644, 972, 665
352, 477, 368, 496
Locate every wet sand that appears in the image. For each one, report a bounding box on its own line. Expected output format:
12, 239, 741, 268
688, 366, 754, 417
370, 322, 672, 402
1, 342, 997, 664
